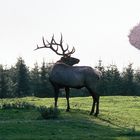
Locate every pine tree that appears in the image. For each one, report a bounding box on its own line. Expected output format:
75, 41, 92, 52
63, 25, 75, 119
122, 63, 135, 95
0, 65, 8, 98
30, 62, 40, 96
95, 60, 122, 95
37, 61, 54, 97
106, 65, 122, 95
95, 60, 107, 95
15, 57, 30, 97
39, 60, 48, 97
134, 69, 140, 95
7, 66, 17, 97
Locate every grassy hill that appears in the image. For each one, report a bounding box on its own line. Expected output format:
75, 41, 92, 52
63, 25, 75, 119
0, 96, 140, 140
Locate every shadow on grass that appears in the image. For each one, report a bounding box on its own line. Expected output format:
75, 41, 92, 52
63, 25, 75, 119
59, 108, 140, 140
0, 107, 140, 140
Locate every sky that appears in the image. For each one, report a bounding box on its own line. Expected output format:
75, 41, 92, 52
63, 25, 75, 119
0, 0, 140, 70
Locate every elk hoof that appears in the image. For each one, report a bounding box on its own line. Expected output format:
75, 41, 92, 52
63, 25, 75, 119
66, 108, 70, 112
89, 112, 93, 115
94, 113, 98, 117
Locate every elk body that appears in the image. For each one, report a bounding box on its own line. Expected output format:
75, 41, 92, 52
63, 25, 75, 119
35, 35, 101, 116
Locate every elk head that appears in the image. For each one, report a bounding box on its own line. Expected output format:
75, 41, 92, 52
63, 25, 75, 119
35, 34, 79, 66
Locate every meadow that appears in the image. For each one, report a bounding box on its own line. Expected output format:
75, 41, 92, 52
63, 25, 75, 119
0, 96, 140, 140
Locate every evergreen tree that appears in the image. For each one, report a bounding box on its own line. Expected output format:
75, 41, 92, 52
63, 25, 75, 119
30, 62, 40, 96
105, 65, 122, 95
38, 61, 49, 97
122, 63, 135, 95
7, 66, 17, 97
95, 60, 122, 95
95, 60, 104, 71
134, 70, 140, 83
95, 60, 106, 95
40, 61, 47, 96
38, 61, 54, 97
133, 69, 140, 95
0, 65, 8, 98
15, 57, 30, 97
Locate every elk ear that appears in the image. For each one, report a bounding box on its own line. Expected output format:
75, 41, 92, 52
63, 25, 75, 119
60, 57, 64, 61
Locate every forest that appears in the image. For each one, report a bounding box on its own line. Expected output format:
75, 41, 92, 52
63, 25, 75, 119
0, 57, 140, 98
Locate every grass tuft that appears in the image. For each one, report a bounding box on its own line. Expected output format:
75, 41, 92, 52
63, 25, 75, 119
0, 101, 35, 109
37, 106, 60, 119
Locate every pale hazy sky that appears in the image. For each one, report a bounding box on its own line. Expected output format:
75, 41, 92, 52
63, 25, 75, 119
0, 0, 140, 70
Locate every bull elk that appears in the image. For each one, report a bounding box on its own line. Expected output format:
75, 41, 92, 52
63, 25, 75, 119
35, 34, 102, 116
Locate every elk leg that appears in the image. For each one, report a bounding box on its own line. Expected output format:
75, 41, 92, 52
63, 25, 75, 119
65, 87, 70, 112
86, 87, 96, 115
54, 88, 59, 108
94, 95, 100, 117
90, 96, 96, 115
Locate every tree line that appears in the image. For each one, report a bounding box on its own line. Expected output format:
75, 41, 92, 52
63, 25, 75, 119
0, 57, 140, 98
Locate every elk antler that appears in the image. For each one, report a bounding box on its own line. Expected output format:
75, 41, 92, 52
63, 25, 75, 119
35, 34, 75, 57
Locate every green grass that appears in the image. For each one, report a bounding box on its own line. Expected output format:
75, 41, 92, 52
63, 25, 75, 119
0, 96, 140, 140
